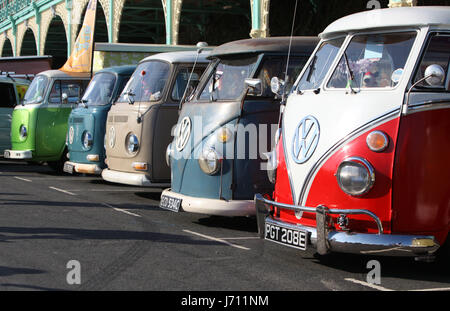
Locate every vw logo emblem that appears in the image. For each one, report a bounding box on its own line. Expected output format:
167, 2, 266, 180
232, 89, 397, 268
68, 126, 74, 145
292, 115, 320, 164
175, 117, 191, 151
108, 126, 116, 148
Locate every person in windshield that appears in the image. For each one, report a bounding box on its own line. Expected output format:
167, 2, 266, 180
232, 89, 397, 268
362, 57, 393, 88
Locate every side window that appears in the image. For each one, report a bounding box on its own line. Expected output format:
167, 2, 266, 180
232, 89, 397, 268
61, 81, 82, 104
0, 83, 16, 107
49, 81, 61, 104
413, 34, 450, 89
171, 66, 204, 101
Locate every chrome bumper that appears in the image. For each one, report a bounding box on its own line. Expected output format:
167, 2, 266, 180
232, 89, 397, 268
3, 149, 32, 159
254, 194, 440, 257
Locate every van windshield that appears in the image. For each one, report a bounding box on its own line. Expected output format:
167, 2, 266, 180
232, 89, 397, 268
117, 60, 170, 103
327, 32, 416, 89
81, 72, 116, 106
199, 56, 258, 101
296, 38, 344, 91
23, 75, 48, 105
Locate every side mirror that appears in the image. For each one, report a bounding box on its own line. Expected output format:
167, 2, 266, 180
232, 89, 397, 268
424, 64, 445, 87
270, 77, 285, 96
245, 78, 262, 96
61, 93, 68, 104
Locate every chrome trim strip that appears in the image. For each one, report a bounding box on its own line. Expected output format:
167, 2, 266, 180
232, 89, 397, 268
298, 107, 401, 205
405, 99, 450, 115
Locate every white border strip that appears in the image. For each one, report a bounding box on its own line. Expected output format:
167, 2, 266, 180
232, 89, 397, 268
183, 230, 251, 251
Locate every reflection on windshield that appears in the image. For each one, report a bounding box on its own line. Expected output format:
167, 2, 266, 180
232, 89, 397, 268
23, 75, 48, 105
296, 38, 344, 91
327, 32, 416, 89
81, 73, 116, 106
117, 61, 170, 103
199, 56, 258, 101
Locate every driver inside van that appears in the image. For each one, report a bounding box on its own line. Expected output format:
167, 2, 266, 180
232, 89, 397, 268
362, 58, 393, 88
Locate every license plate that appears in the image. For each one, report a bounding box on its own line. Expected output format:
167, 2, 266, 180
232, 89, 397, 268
160, 195, 182, 212
63, 163, 74, 174
265, 223, 307, 250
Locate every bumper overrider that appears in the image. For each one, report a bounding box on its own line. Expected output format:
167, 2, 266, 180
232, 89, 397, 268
254, 194, 440, 258
3, 149, 32, 159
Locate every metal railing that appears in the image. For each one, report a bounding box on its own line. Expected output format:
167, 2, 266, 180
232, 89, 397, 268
0, 0, 36, 23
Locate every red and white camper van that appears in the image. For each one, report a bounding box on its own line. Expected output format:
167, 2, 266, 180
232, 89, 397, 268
255, 6, 450, 261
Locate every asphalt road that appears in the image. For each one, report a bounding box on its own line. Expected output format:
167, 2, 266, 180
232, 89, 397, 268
0, 159, 449, 294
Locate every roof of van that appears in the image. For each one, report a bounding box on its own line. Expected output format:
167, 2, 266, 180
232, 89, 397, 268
139, 50, 211, 64
37, 70, 91, 79
97, 65, 137, 75
208, 37, 319, 59
321, 6, 450, 39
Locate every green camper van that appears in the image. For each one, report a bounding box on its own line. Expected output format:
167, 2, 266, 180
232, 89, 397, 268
4, 70, 90, 170
0, 74, 31, 154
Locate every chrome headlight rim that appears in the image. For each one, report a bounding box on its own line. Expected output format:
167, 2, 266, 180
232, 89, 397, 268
126, 133, 139, 154
82, 131, 93, 149
19, 125, 27, 139
166, 143, 173, 167
198, 148, 222, 175
336, 157, 375, 197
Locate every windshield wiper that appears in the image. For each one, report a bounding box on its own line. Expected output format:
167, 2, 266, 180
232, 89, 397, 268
343, 52, 357, 94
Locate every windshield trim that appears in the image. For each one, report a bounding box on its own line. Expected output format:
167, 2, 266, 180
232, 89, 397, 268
193, 53, 263, 103
323, 28, 420, 93
81, 71, 117, 106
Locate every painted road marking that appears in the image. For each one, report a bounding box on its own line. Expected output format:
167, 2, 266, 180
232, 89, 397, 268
49, 186, 77, 196
102, 203, 142, 218
14, 176, 32, 182
345, 278, 450, 291
183, 229, 251, 251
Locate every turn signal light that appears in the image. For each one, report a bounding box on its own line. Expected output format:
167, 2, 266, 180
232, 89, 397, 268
87, 154, 100, 162
132, 162, 148, 171
366, 131, 388, 152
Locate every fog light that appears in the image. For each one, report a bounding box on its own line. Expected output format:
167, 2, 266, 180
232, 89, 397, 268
336, 157, 375, 196
198, 148, 222, 175
132, 162, 148, 171
87, 154, 100, 162
366, 131, 388, 152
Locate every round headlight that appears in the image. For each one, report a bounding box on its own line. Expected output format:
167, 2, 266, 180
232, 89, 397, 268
165, 143, 173, 167
126, 133, 139, 154
336, 157, 375, 196
19, 125, 27, 139
266, 149, 277, 184
82, 131, 93, 149
198, 148, 222, 175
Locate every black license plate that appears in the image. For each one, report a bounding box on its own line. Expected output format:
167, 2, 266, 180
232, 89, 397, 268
265, 223, 307, 250
63, 163, 74, 174
160, 195, 182, 212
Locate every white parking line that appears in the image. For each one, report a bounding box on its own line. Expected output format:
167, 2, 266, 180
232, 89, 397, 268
183, 229, 251, 251
102, 203, 141, 218
14, 176, 32, 182
345, 278, 450, 291
49, 186, 77, 196
344, 278, 394, 291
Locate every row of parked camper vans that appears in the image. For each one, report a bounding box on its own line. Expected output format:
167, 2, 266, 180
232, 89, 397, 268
3, 7, 450, 261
